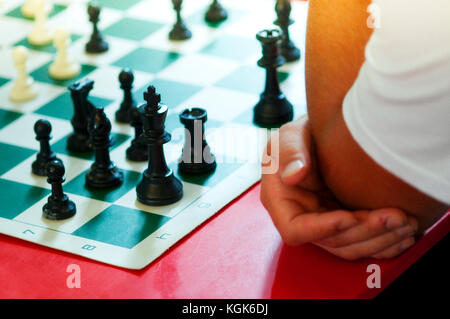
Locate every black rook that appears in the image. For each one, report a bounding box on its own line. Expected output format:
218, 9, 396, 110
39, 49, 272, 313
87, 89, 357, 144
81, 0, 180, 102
253, 29, 293, 127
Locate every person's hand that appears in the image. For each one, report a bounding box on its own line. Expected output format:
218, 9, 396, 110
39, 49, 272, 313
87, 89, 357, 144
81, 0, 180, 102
260, 115, 418, 260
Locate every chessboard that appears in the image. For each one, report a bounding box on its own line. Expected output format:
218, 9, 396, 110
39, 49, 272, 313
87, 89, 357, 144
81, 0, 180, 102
0, 0, 307, 269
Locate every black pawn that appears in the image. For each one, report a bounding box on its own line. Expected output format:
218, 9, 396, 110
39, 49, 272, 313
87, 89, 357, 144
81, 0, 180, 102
169, 0, 192, 41
115, 68, 136, 123
205, 0, 228, 23
43, 159, 76, 220
253, 29, 293, 127
178, 108, 216, 174
32, 119, 60, 176
67, 79, 95, 153
126, 106, 148, 162
136, 86, 183, 206
85, 107, 124, 189
274, 0, 301, 62
86, 2, 109, 53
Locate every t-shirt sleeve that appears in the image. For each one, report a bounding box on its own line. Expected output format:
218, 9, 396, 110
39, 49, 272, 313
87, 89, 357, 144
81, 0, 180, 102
342, 0, 450, 205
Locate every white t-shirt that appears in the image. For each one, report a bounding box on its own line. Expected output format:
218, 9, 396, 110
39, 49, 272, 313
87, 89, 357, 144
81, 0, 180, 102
342, 0, 450, 205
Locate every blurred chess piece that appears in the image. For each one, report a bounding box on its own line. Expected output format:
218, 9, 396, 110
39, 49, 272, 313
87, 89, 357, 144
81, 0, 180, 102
27, 0, 53, 45
205, 0, 228, 23
85, 2, 109, 53
9, 46, 38, 102
49, 28, 81, 79
21, 0, 53, 19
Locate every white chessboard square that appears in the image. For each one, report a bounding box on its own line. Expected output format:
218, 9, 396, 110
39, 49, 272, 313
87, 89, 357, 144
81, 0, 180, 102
68, 35, 140, 67
109, 139, 183, 174
174, 86, 258, 122
126, 0, 209, 24
0, 112, 72, 150
0, 46, 53, 79
141, 24, 219, 55
49, 1, 123, 36
223, 8, 276, 39
14, 193, 111, 234
0, 81, 65, 113
82, 64, 154, 101
0, 16, 32, 46
114, 181, 209, 218
0, 0, 22, 15
156, 53, 239, 87
1, 153, 92, 189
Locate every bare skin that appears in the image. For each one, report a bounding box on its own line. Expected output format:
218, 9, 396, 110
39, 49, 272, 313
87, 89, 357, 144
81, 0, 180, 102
306, 0, 447, 232
260, 0, 447, 260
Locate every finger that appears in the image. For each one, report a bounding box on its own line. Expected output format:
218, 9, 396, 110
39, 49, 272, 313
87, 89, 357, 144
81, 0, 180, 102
275, 116, 313, 186
316, 209, 417, 248
314, 224, 417, 261
273, 200, 358, 245
371, 237, 416, 259
261, 171, 322, 213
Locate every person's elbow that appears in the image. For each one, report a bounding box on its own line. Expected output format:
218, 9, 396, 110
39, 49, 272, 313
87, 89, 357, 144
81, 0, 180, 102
312, 110, 448, 233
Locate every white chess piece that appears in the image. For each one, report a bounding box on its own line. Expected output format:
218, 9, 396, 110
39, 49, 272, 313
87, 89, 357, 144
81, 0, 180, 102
49, 28, 81, 80
21, 0, 53, 18
27, 0, 53, 45
9, 46, 38, 102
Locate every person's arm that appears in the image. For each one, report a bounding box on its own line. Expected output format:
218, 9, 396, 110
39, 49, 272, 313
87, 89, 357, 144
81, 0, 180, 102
305, 0, 447, 232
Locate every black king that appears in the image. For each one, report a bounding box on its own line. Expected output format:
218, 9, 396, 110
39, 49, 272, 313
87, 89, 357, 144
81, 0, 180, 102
136, 86, 183, 206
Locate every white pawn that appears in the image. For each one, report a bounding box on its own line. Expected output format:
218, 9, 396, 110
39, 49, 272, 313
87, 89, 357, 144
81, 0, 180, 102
9, 46, 38, 102
21, 0, 53, 19
49, 28, 81, 80
28, 0, 53, 46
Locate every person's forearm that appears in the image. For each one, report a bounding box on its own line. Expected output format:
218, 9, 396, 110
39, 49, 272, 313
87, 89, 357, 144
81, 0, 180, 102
305, 0, 372, 135
305, 0, 447, 231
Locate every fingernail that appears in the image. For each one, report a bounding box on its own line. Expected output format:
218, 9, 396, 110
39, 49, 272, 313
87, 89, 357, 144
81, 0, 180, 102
396, 225, 415, 237
401, 237, 415, 250
281, 160, 304, 179
386, 216, 406, 230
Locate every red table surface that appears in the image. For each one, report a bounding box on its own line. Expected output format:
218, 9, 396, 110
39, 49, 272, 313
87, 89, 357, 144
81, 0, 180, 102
0, 183, 448, 299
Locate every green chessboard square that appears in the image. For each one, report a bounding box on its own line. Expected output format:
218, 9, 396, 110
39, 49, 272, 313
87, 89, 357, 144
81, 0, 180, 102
30, 63, 97, 87
134, 78, 202, 109
0, 178, 50, 220
5, 4, 67, 20
112, 47, 180, 74
200, 35, 260, 61
215, 65, 289, 95
104, 17, 164, 41
0, 143, 36, 175
0, 77, 10, 88
95, 0, 143, 10
34, 92, 113, 121
51, 132, 130, 160
64, 169, 141, 203
72, 204, 171, 249
169, 160, 243, 188
187, 6, 248, 28
0, 109, 22, 130
14, 34, 82, 54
